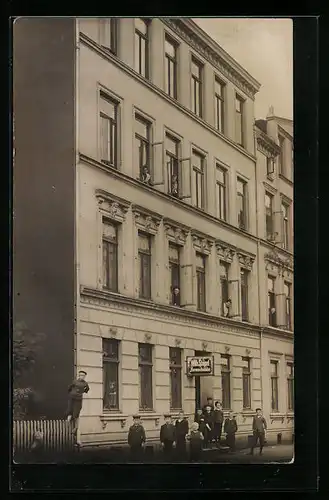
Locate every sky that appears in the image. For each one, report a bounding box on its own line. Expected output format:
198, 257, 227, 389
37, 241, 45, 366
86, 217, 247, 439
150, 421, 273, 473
193, 18, 293, 121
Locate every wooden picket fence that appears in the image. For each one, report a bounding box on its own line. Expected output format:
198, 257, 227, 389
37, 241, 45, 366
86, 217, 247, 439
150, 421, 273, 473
13, 419, 75, 454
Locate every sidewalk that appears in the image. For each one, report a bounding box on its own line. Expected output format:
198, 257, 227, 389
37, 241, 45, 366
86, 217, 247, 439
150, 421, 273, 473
206, 444, 294, 463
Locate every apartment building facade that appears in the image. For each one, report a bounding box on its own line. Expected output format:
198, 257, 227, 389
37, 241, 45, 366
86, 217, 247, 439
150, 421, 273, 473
13, 17, 294, 448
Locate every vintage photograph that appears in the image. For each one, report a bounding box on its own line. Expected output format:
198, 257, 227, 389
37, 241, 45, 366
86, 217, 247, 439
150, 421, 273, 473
12, 17, 294, 465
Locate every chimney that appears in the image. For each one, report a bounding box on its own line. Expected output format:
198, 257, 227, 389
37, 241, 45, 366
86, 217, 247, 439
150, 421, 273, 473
266, 105, 279, 144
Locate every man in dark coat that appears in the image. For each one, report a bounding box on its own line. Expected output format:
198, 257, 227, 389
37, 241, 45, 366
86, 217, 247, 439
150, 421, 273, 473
175, 411, 189, 459
249, 408, 267, 455
213, 401, 224, 447
160, 414, 176, 459
224, 411, 238, 452
203, 405, 214, 448
202, 397, 214, 412
67, 370, 89, 434
128, 415, 146, 461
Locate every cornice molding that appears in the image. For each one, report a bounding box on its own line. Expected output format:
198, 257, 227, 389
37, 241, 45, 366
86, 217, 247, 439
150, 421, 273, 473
216, 240, 236, 263
237, 250, 255, 270
96, 189, 130, 223
264, 249, 294, 274
163, 218, 190, 245
161, 19, 261, 99
191, 231, 214, 255
262, 181, 277, 196
132, 204, 162, 234
255, 128, 280, 158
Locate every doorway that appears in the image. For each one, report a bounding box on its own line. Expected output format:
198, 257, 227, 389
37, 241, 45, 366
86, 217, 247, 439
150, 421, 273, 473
194, 350, 213, 411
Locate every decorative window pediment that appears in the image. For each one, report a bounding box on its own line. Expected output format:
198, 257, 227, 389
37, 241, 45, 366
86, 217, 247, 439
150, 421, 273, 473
265, 250, 293, 274
132, 205, 162, 234
96, 190, 130, 223
191, 231, 214, 255
164, 218, 189, 245
215, 239, 235, 263
237, 250, 255, 270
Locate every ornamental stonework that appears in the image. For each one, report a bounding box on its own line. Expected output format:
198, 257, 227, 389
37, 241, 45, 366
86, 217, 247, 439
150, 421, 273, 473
237, 251, 255, 270
192, 232, 214, 255
216, 241, 235, 263
132, 205, 162, 235
164, 219, 189, 245
96, 190, 130, 223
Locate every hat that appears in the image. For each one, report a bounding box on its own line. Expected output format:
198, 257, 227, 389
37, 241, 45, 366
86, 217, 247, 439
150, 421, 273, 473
78, 370, 87, 375
132, 414, 140, 419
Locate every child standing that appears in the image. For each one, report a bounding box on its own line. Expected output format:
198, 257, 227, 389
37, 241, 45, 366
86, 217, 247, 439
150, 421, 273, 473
224, 411, 238, 452
213, 401, 224, 447
187, 422, 204, 462
175, 411, 189, 459
67, 370, 89, 434
128, 415, 146, 461
160, 414, 176, 459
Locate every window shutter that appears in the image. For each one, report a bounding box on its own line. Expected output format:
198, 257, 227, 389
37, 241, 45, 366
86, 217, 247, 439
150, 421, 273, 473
273, 210, 284, 244
275, 293, 287, 328
152, 141, 165, 185
179, 157, 192, 200
180, 264, 194, 306
228, 279, 241, 318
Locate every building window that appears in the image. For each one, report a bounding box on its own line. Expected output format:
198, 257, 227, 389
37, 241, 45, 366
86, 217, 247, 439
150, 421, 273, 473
138, 232, 152, 299
237, 178, 247, 230
240, 268, 249, 321
278, 135, 285, 175
235, 95, 244, 146
284, 282, 292, 330
220, 354, 231, 410
169, 243, 181, 306
215, 78, 225, 133
192, 150, 205, 209
216, 165, 227, 221
287, 362, 294, 411
135, 114, 151, 182
191, 57, 203, 117
220, 261, 230, 316
242, 357, 251, 409
265, 192, 274, 240
100, 92, 118, 168
266, 157, 275, 176
281, 201, 290, 250
270, 360, 279, 411
103, 338, 120, 410
102, 219, 118, 292
196, 252, 206, 312
134, 18, 149, 78
98, 18, 118, 54
165, 133, 180, 197
165, 35, 178, 99
169, 347, 182, 410
268, 276, 276, 326
138, 343, 153, 410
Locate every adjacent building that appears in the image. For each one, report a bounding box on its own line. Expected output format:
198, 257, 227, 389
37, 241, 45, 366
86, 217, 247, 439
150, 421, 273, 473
13, 17, 294, 448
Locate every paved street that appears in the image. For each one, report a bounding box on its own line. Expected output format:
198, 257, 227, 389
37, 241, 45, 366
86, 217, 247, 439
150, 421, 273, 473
203, 444, 294, 463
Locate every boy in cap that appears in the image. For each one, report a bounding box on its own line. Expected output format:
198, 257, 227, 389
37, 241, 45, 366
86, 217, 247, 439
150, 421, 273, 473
128, 415, 146, 461
213, 401, 224, 447
67, 370, 89, 434
224, 411, 238, 452
249, 408, 267, 455
160, 414, 176, 459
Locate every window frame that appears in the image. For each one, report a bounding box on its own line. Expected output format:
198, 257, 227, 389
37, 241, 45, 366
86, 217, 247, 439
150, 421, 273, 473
240, 268, 249, 321
215, 77, 225, 133
287, 362, 294, 411
235, 94, 244, 146
270, 359, 279, 411
138, 343, 153, 411
242, 356, 252, 409
268, 275, 276, 327
278, 134, 285, 175
138, 231, 152, 299
284, 281, 292, 330
169, 347, 183, 410
191, 56, 203, 117
216, 164, 227, 221
134, 18, 150, 79
102, 218, 118, 292
98, 17, 118, 55
192, 149, 205, 210
196, 252, 206, 312
281, 201, 290, 250
265, 191, 274, 240
220, 260, 230, 316
102, 338, 120, 411
165, 133, 180, 197
135, 113, 152, 181
237, 177, 247, 230
165, 34, 178, 99
169, 243, 181, 306
99, 91, 119, 169
220, 354, 231, 410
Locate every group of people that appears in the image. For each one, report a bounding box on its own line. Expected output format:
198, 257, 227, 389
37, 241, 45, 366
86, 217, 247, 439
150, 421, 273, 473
195, 398, 238, 451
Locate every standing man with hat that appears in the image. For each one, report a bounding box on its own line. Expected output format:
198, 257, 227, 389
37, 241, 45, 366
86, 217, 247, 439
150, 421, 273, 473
160, 414, 176, 460
67, 370, 89, 435
128, 415, 146, 461
249, 408, 267, 456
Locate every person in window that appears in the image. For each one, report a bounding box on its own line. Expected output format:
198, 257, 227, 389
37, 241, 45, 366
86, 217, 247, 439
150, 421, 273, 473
141, 165, 152, 185
270, 307, 276, 325
203, 405, 214, 449
172, 286, 180, 306
213, 401, 224, 448
249, 408, 267, 456
171, 174, 179, 196
224, 411, 238, 452
67, 370, 89, 435
187, 421, 204, 462
224, 298, 232, 318
128, 414, 146, 461
175, 411, 189, 460
160, 414, 176, 460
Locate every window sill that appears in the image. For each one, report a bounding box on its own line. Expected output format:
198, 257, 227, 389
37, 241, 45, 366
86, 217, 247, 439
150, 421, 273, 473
286, 412, 294, 422
100, 413, 129, 430
138, 412, 162, 426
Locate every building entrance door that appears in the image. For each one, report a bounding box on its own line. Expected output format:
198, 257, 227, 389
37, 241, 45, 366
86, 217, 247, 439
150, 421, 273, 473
195, 376, 201, 410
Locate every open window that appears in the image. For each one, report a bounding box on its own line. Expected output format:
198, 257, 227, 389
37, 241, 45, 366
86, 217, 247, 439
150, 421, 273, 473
272, 210, 284, 244
180, 264, 195, 307
179, 157, 192, 200
275, 293, 287, 328
151, 141, 165, 186
227, 279, 241, 318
